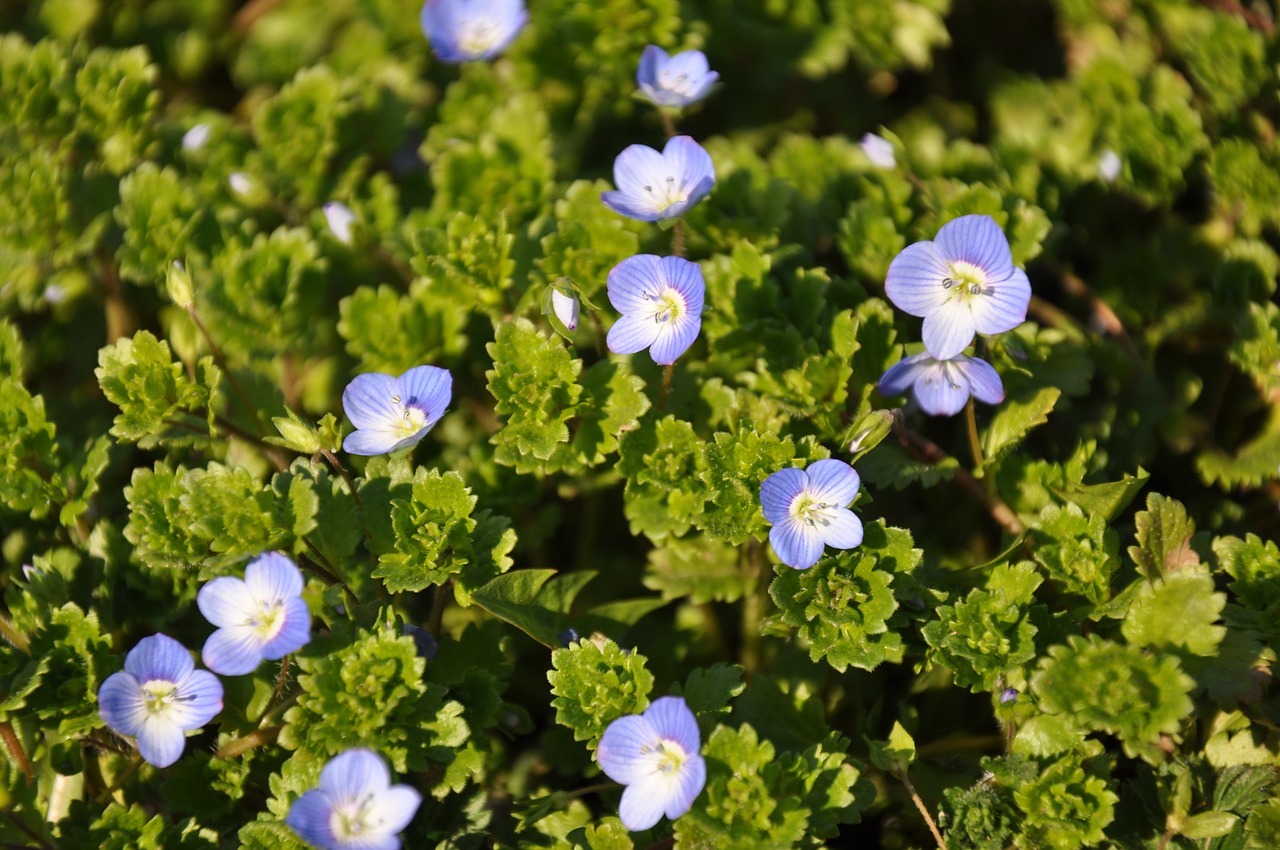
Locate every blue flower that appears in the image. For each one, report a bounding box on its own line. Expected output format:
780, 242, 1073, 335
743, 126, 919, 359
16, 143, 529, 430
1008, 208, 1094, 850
197, 552, 312, 676
760, 459, 864, 570
597, 696, 706, 832
420, 0, 527, 63
342, 365, 452, 456
286, 748, 422, 850
97, 634, 223, 768
601, 136, 715, 222
860, 132, 896, 169
636, 45, 719, 109
606, 255, 704, 365
322, 202, 357, 245
877, 351, 1004, 417
884, 214, 1031, 360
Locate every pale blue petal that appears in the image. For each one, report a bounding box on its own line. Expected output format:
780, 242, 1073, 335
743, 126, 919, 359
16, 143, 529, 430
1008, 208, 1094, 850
197, 576, 257, 629
878, 352, 933, 397
884, 241, 950, 317
598, 715, 659, 785
321, 748, 391, 799
934, 214, 1014, 281
135, 715, 186, 768
769, 516, 824, 570
648, 314, 700, 364
619, 778, 670, 832
202, 625, 265, 676
970, 266, 1030, 335
607, 314, 662, 356
245, 552, 304, 602
601, 190, 663, 222
921, 304, 976, 360
664, 753, 706, 819
366, 785, 423, 837
636, 44, 666, 88
814, 507, 864, 550
659, 256, 705, 315
612, 144, 668, 197
343, 373, 400, 430
608, 255, 665, 314
913, 364, 970, 416
642, 697, 700, 754
167, 669, 222, 729
344, 427, 406, 456
663, 136, 715, 191
261, 596, 312, 659
420, 0, 526, 62
396, 365, 452, 422
125, 634, 194, 683
961, 357, 1005, 405
759, 468, 806, 524
287, 789, 338, 848
803, 459, 860, 508
98, 671, 146, 736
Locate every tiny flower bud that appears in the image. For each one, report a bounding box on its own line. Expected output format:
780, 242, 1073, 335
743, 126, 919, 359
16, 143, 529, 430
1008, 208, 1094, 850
558, 628, 580, 647
322, 201, 357, 245
166, 261, 194, 308
228, 172, 268, 205
860, 133, 896, 169
1000, 688, 1019, 704
1099, 150, 1121, 182
550, 288, 580, 331
182, 123, 211, 152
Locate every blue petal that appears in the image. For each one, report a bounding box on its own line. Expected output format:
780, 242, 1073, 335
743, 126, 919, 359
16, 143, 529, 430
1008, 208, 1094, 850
960, 357, 1005, 405
619, 779, 669, 832
124, 634, 194, 683
635, 44, 666, 88
321, 748, 391, 798
244, 552, 304, 602
397, 365, 452, 423
659, 256, 705, 316
663, 136, 715, 192
343, 372, 400, 431
804, 459, 860, 508
608, 255, 664, 315
366, 785, 423, 839
98, 671, 146, 737
261, 596, 312, 660
884, 241, 950, 318
921, 303, 976, 360
759, 468, 806, 524
649, 314, 700, 364
769, 517, 824, 570
202, 625, 265, 676
913, 362, 970, 416
878, 352, 933, 397
970, 266, 1030, 335
612, 144, 668, 198
601, 189, 662, 222
598, 715, 659, 785
814, 507, 863, 550
607, 314, 662, 356
934, 214, 1014, 281
166, 669, 222, 729
135, 715, 186, 768
198, 576, 255, 629
664, 753, 706, 819
420, 0, 526, 62
344, 427, 408, 456
286, 789, 338, 849
642, 697, 700, 754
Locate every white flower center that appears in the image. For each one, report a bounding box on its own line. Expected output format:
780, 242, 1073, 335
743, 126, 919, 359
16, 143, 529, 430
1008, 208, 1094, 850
642, 287, 685, 325
389, 394, 430, 437
141, 679, 178, 716
640, 174, 690, 211
331, 793, 381, 841
942, 260, 991, 302
790, 490, 837, 528
246, 599, 286, 642
457, 18, 503, 55
657, 68, 696, 96
640, 738, 689, 775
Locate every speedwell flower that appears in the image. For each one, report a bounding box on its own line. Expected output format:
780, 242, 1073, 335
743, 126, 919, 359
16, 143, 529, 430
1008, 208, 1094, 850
342, 365, 452, 456
884, 214, 1031, 360
601, 136, 715, 222
420, 0, 527, 63
606, 255, 704, 365
286, 748, 422, 850
597, 696, 706, 832
860, 132, 896, 169
97, 634, 223, 768
760, 459, 863, 570
636, 46, 719, 109
197, 552, 311, 676
877, 351, 1004, 417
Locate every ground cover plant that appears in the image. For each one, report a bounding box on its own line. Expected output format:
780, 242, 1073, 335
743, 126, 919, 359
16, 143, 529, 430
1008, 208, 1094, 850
2, 0, 1280, 847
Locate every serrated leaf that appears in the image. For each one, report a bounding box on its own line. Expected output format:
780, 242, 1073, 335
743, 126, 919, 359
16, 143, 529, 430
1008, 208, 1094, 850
981, 386, 1060, 470
1128, 493, 1199, 580
867, 721, 916, 773
547, 638, 652, 747
1121, 567, 1225, 656
1048, 467, 1149, 520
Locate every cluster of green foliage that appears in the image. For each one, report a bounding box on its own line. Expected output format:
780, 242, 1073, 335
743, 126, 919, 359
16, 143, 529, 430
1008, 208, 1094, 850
2, 0, 1280, 847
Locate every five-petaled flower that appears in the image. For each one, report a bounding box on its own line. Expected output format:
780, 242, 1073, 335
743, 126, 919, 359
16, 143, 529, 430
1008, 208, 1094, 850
636, 45, 719, 109
877, 351, 1004, 417
884, 214, 1031, 360
760, 459, 864, 570
597, 696, 706, 832
342, 365, 453, 456
606, 255, 705, 365
97, 634, 223, 768
286, 748, 422, 850
420, 0, 527, 63
601, 136, 715, 223
198, 552, 312, 676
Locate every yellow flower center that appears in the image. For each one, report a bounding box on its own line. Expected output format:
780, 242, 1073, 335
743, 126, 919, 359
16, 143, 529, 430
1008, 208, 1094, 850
331, 794, 378, 841
943, 260, 990, 301
141, 680, 178, 716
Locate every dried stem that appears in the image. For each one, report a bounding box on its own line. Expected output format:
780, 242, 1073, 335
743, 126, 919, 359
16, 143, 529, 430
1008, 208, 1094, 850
0, 613, 30, 654
895, 420, 1025, 536
895, 766, 949, 850
1057, 270, 1140, 358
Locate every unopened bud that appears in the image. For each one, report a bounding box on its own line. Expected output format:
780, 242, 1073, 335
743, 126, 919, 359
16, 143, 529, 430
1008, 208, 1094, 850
322, 201, 357, 245
550, 288, 580, 331
182, 123, 211, 152
166, 260, 194, 308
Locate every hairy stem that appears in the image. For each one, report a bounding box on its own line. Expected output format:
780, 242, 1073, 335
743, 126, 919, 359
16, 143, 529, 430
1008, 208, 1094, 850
259, 656, 292, 725
0, 722, 32, 781
215, 725, 281, 759
895, 767, 949, 850
672, 218, 686, 257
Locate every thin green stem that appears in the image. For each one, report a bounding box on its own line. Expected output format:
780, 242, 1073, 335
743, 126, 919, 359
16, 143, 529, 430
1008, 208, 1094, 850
427, 581, 451, 636
659, 362, 675, 411
215, 725, 281, 759
963, 398, 985, 472
740, 540, 767, 678
187, 302, 267, 437
672, 219, 686, 257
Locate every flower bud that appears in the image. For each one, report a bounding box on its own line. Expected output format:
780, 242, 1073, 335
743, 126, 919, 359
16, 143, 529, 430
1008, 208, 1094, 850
166, 260, 194, 308
322, 201, 357, 245
550, 288, 580, 332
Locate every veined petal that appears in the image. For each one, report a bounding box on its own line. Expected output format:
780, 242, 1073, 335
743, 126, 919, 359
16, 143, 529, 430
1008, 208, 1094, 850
342, 373, 400, 430
613, 144, 668, 197
960, 357, 1004, 404
244, 552, 304, 602
642, 697, 700, 754
202, 625, 266, 676
803, 459, 859, 508
608, 255, 665, 314
636, 44, 667, 87
261, 596, 312, 659
607, 313, 662, 356
397, 365, 452, 421
663, 136, 715, 190
98, 671, 147, 736
125, 634, 194, 683
813, 507, 864, 550
878, 352, 933, 397
167, 669, 222, 728
135, 714, 186, 768
759, 467, 807, 524
913, 363, 971, 416
600, 190, 663, 222
658, 256, 705, 315
365, 785, 423, 838
662, 50, 711, 87
286, 789, 338, 849
769, 516, 824, 570
321, 748, 391, 799
970, 266, 1030, 335
885, 241, 951, 317
597, 715, 660, 785
618, 777, 670, 832
344, 427, 408, 456
664, 753, 706, 819
934, 214, 1014, 281
649, 314, 700, 364
921, 304, 976, 360
197, 576, 259, 629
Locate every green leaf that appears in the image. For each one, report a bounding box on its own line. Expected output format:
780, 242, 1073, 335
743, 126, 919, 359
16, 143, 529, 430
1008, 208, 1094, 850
1013, 754, 1118, 850
1128, 493, 1199, 580
1178, 810, 1240, 839
981, 386, 1060, 472
485, 318, 583, 472
1047, 467, 1149, 521
547, 638, 652, 747
678, 664, 746, 719
1120, 567, 1226, 657
697, 431, 825, 545
471, 569, 596, 648
0, 377, 65, 517
644, 537, 751, 603
373, 468, 481, 593
1031, 503, 1119, 603
96, 331, 216, 449
337, 281, 471, 375
617, 415, 709, 541
867, 721, 916, 773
